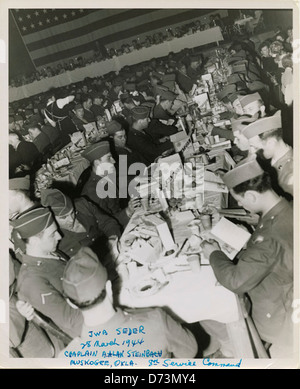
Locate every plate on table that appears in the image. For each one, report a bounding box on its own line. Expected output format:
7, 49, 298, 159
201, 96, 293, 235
130, 278, 161, 297
129, 270, 169, 298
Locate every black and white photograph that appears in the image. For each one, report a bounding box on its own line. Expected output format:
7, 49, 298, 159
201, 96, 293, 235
1, 0, 299, 371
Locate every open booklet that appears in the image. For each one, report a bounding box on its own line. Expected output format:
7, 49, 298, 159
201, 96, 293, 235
208, 217, 251, 260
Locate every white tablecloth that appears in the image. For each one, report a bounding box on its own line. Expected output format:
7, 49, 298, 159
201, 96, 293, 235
118, 265, 239, 324
9, 27, 224, 103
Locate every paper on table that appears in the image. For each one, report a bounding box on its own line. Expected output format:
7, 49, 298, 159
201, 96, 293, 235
83, 122, 97, 133
193, 92, 211, 111
170, 131, 188, 143
213, 120, 231, 127
204, 170, 224, 183
204, 171, 228, 193
158, 153, 183, 197
172, 135, 191, 153
128, 239, 159, 264
158, 152, 182, 168
173, 210, 195, 224
156, 222, 176, 251
178, 194, 204, 211
203, 191, 226, 209
52, 157, 70, 169
136, 180, 159, 198
223, 151, 236, 170
204, 181, 228, 193
201, 73, 214, 89
182, 143, 195, 159
209, 217, 251, 259
210, 140, 232, 150
113, 100, 123, 113
70, 131, 85, 147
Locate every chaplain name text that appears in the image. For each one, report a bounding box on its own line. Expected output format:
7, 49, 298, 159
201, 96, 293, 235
64, 349, 163, 358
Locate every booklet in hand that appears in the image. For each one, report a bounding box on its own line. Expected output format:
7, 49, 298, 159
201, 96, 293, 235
209, 217, 251, 260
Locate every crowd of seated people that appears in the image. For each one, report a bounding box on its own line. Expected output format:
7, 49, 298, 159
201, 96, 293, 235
8, 22, 294, 360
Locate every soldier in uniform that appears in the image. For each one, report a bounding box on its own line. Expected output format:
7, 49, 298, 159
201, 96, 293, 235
108, 76, 124, 103
201, 158, 294, 358
90, 91, 106, 118
40, 117, 65, 154
106, 120, 143, 203
11, 207, 84, 339
80, 141, 138, 229
243, 110, 293, 197
127, 106, 174, 166
106, 120, 142, 166
71, 103, 90, 132
9, 176, 35, 220
186, 54, 205, 84
146, 86, 182, 144
14, 113, 27, 137
9, 178, 68, 356
26, 123, 52, 159
239, 92, 267, 118
9, 176, 40, 261
175, 62, 194, 94
9, 144, 22, 178
119, 93, 139, 129
9, 252, 65, 357
58, 246, 198, 359
152, 86, 179, 122
9, 131, 41, 172
40, 188, 121, 270
81, 94, 96, 123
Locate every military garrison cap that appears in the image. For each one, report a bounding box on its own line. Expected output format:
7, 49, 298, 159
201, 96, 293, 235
232, 63, 247, 74
63, 247, 108, 303
155, 85, 177, 101
239, 92, 263, 108
131, 106, 150, 120
227, 74, 244, 84
9, 175, 30, 191
222, 158, 264, 189
243, 111, 282, 139
11, 207, 55, 239
106, 120, 122, 136
217, 84, 237, 101
40, 188, 73, 217
82, 141, 110, 162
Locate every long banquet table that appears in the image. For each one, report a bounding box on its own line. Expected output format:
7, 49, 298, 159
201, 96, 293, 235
9, 27, 223, 103
113, 148, 257, 358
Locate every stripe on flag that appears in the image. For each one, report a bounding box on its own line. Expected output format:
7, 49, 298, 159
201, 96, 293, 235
10, 8, 223, 69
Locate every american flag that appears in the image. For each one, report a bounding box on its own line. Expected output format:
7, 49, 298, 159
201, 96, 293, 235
10, 8, 220, 70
